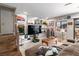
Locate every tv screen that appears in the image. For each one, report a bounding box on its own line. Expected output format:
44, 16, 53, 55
34, 25, 40, 34
39, 26, 42, 33
28, 25, 41, 35
28, 25, 35, 35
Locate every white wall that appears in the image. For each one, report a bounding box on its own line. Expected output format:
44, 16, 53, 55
71, 13, 79, 18
67, 19, 74, 40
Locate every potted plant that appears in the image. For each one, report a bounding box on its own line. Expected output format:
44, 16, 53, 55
32, 35, 39, 43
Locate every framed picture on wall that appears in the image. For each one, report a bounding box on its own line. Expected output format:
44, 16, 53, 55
56, 21, 61, 28
49, 21, 54, 26
61, 20, 67, 28
35, 19, 40, 24
68, 22, 72, 25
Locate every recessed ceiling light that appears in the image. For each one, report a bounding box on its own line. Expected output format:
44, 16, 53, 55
23, 12, 28, 14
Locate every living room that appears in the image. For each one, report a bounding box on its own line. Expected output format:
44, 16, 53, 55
1, 3, 79, 56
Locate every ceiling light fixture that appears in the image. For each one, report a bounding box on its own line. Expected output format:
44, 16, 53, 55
64, 3, 72, 6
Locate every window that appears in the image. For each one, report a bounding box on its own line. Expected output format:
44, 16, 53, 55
60, 20, 67, 29
56, 20, 67, 32
75, 19, 79, 28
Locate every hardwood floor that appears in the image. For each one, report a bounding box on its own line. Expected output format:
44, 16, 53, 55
0, 34, 21, 56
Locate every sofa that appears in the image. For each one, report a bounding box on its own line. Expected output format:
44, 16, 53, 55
25, 43, 42, 56
59, 44, 79, 56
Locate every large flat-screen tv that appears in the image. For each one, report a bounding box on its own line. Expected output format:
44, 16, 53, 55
28, 25, 41, 35
39, 26, 41, 33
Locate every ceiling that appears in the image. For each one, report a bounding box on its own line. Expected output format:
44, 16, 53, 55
4, 3, 79, 18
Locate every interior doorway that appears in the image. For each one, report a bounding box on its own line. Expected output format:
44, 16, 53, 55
74, 18, 79, 41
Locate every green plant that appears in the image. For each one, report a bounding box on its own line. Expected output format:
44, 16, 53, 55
32, 35, 39, 43
43, 22, 47, 25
